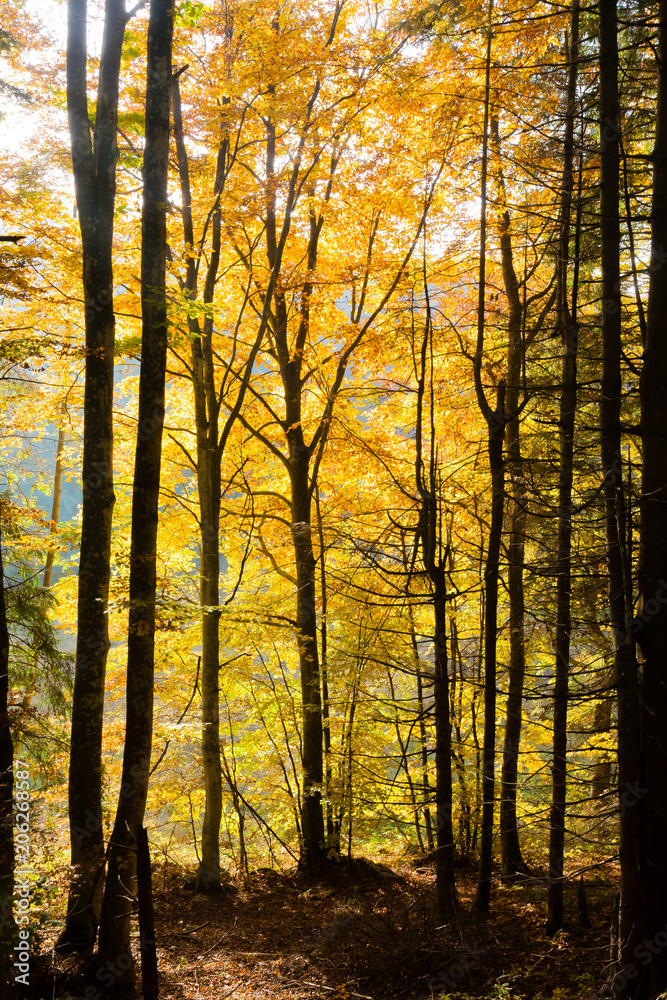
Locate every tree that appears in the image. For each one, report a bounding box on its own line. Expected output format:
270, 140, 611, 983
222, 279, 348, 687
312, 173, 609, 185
171, 43, 270, 888
215, 0, 441, 866
473, 0, 507, 913
618, 0, 667, 992
96, 0, 173, 984
412, 274, 457, 915
546, 0, 581, 934
597, 0, 644, 987
60, 0, 128, 952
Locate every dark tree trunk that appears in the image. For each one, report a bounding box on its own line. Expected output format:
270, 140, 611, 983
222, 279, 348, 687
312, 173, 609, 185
490, 111, 530, 880
265, 104, 326, 867
433, 582, 457, 915
290, 483, 326, 867
598, 0, 644, 990
61, 0, 126, 953
172, 76, 224, 892
136, 826, 158, 1000
96, 0, 173, 985
474, 397, 505, 913
413, 300, 457, 915
414, 630, 434, 852
472, 7, 506, 911
621, 0, 667, 994
546, 0, 580, 936
0, 526, 15, 999
315, 488, 337, 852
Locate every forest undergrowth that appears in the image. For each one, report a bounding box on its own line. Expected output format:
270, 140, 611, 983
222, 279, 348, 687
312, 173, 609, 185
17, 849, 616, 1000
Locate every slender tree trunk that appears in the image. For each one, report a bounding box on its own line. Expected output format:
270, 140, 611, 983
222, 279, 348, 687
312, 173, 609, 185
450, 619, 473, 852
171, 75, 225, 892
96, 1, 173, 984
413, 624, 434, 851
622, 0, 667, 994
0, 526, 14, 999
61, 0, 125, 952
472, 0, 502, 914
546, 6, 580, 933
490, 111, 530, 880
196, 428, 222, 891
267, 110, 326, 865
402, 537, 435, 852
433, 581, 456, 915
290, 477, 326, 867
500, 474, 527, 876
474, 397, 505, 913
315, 487, 336, 852
345, 677, 358, 858
472, 1, 505, 912
413, 298, 457, 914
598, 0, 644, 989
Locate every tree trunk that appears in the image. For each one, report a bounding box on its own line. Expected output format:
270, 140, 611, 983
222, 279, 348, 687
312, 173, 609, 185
450, 619, 473, 852
413, 622, 434, 851
490, 111, 530, 880
267, 106, 326, 866
546, 1, 580, 936
598, 0, 644, 990
472, 1, 505, 912
315, 488, 337, 853
413, 297, 457, 915
171, 75, 225, 893
474, 396, 505, 913
290, 493, 326, 867
433, 582, 457, 915
61, 0, 125, 953
96, 0, 173, 984
621, 0, 667, 994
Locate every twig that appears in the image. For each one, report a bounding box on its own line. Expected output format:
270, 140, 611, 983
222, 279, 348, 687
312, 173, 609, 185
175, 920, 210, 938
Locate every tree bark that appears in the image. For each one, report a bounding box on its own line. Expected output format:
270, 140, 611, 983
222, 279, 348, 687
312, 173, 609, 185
546, 4, 580, 934
598, 0, 644, 990
490, 111, 530, 881
290, 502, 326, 866
473, 0, 506, 913
412, 611, 434, 851
433, 581, 457, 915
315, 487, 337, 852
413, 298, 457, 915
264, 98, 327, 867
96, 0, 173, 984
61, 0, 125, 953
474, 395, 505, 914
621, 0, 667, 994
172, 75, 225, 892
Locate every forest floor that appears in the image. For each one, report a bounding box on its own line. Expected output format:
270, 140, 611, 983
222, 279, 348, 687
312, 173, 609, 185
25, 852, 616, 1000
